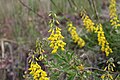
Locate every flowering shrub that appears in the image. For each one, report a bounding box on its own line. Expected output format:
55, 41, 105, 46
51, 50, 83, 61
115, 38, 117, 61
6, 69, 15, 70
24, 0, 120, 80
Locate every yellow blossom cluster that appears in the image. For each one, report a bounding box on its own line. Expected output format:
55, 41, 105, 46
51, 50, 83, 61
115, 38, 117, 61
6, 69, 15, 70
27, 40, 49, 80
81, 13, 95, 32
101, 73, 113, 80
95, 24, 113, 56
104, 58, 115, 71
34, 40, 45, 61
101, 58, 115, 80
68, 23, 85, 48
29, 62, 49, 80
81, 11, 113, 56
77, 64, 84, 71
109, 0, 120, 28
48, 27, 66, 53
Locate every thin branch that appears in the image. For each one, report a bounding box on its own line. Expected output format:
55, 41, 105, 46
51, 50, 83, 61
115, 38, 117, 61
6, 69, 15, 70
50, 0, 62, 12
68, 0, 73, 9
1, 40, 5, 59
87, 0, 99, 20
87, 0, 94, 12
92, 0, 99, 20
70, 0, 78, 9
85, 67, 120, 74
18, 0, 44, 18
0, 38, 17, 44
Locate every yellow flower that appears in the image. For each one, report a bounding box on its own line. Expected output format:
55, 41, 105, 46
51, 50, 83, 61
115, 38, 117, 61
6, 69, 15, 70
101, 73, 113, 80
35, 39, 45, 60
67, 22, 85, 48
40, 77, 49, 80
109, 0, 120, 28
41, 71, 47, 77
29, 62, 49, 80
81, 11, 113, 56
48, 27, 66, 53
96, 24, 113, 56
107, 74, 113, 80
101, 74, 105, 79
61, 47, 65, 51
51, 49, 57, 54
104, 58, 115, 72
81, 13, 95, 32
39, 55, 44, 61
77, 64, 84, 71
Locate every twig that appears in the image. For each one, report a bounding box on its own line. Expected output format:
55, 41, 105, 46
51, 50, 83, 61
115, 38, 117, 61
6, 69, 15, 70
87, 0, 99, 20
87, 0, 94, 12
92, 0, 99, 20
85, 67, 120, 74
70, 0, 78, 9
0, 38, 17, 44
18, 0, 44, 19
68, 0, 73, 9
50, 0, 62, 12
1, 40, 5, 58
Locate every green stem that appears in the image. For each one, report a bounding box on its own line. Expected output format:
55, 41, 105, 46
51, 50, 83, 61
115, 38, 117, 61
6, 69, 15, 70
92, 0, 100, 20
87, 0, 94, 12
50, 0, 62, 12
68, 0, 73, 8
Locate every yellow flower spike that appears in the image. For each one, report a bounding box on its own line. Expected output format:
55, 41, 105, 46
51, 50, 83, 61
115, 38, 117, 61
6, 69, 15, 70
29, 62, 49, 80
48, 26, 66, 54
103, 58, 115, 78
81, 11, 113, 56
67, 22, 85, 48
27, 39, 49, 80
81, 13, 95, 32
96, 24, 113, 56
109, 0, 120, 28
